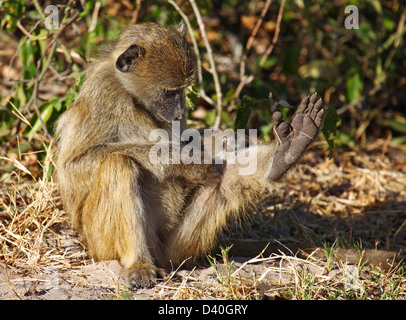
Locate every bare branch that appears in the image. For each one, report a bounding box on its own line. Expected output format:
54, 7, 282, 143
167, 1, 204, 98
130, 0, 144, 24
188, 0, 223, 129
32, 4, 85, 143
234, 0, 272, 102
259, 0, 285, 67
233, 0, 285, 103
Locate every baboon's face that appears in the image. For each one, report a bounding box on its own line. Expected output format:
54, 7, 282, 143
154, 88, 186, 122
115, 23, 197, 122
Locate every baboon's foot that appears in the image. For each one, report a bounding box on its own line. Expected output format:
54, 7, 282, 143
123, 263, 163, 289
269, 93, 324, 181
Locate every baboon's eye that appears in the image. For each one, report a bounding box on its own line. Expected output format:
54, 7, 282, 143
163, 88, 181, 96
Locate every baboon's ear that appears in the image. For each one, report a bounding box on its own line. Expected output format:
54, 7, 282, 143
116, 44, 144, 73
178, 20, 186, 35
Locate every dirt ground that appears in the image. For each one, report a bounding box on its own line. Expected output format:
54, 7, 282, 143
0, 254, 365, 300
0, 252, 339, 300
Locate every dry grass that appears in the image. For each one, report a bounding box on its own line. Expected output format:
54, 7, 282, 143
1, 138, 405, 300
0, 143, 86, 274
147, 243, 405, 300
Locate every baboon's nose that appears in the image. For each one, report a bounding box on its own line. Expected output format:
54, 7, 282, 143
174, 108, 185, 120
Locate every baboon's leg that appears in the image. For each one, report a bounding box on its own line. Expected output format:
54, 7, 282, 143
165, 144, 280, 265
269, 93, 324, 180
81, 153, 159, 288
165, 94, 324, 265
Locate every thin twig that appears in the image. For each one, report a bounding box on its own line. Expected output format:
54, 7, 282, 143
259, 0, 285, 67
16, 20, 47, 41
234, 0, 272, 101
8, 19, 43, 80
88, 1, 101, 33
383, 6, 406, 70
231, 242, 270, 278
188, 0, 223, 129
131, 0, 143, 24
242, 0, 273, 71
233, 0, 285, 102
32, 0, 46, 20
167, 0, 214, 107
32, 3, 85, 143
1, 265, 23, 300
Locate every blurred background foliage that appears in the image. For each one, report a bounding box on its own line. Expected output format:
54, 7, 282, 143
0, 0, 405, 177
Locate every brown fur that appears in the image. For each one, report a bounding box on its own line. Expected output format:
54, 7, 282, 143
56, 23, 308, 288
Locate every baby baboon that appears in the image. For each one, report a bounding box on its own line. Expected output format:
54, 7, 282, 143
56, 22, 324, 288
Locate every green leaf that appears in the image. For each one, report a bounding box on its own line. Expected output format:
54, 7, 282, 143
390, 136, 406, 146
64, 92, 77, 110
298, 60, 325, 79
234, 97, 253, 130
204, 110, 216, 127
378, 119, 406, 133
0, 121, 11, 138
369, 0, 382, 14
0, 0, 26, 33
10, 143, 30, 154
20, 39, 37, 79
383, 17, 395, 32
185, 86, 199, 109
256, 56, 278, 69
335, 132, 355, 148
374, 58, 386, 87
355, 23, 377, 42
75, 74, 85, 91
221, 111, 234, 128
321, 104, 340, 158
26, 98, 58, 136
260, 124, 272, 141
346, 72, 363, 103
53, 99, 63, 112
16, 83, 27, 108
282, 43, 300, 74
78, 1, 92, 18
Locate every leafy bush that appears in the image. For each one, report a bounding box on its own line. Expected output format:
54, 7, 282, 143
0, 0, 405, 161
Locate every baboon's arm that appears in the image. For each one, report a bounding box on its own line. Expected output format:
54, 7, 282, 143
72, 142, 211, 183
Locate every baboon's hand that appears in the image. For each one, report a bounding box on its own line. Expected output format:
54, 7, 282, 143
269, 92, 325, 181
